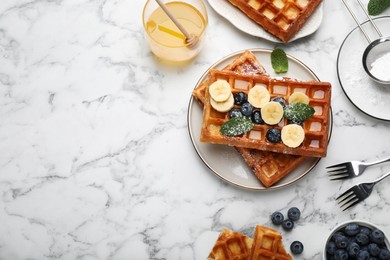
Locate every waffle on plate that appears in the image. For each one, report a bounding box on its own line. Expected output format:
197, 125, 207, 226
227, 0, 322, 42
200, 69, 331, 157
192, 51, 308, 187
193, 51, 268, 105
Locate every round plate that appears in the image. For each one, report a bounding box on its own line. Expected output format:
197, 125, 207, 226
187, 49, 333, 190
206, 0, 323, 43
337, 16, 390, 121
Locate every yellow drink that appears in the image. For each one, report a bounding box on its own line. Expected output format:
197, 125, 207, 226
143, 1, 207, 62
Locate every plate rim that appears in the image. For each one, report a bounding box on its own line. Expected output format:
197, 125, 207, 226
336, 16, 390, 122
187, 48, 333, 191
206, 0, 324, 43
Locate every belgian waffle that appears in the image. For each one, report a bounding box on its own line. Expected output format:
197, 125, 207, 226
250, 226, 292, 260
192, 51, 268, 105
200, 70, 331, 157
235, 147, 306, 187
227, 0, 322, 42
208, 229, 253, 260
193, 51, 307, 187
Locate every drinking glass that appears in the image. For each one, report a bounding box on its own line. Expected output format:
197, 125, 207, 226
143, 0, 208, 63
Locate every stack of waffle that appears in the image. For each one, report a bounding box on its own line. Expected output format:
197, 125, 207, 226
192, 50, 331, 187
208, 226, 292, 260
227, 0, 322, 42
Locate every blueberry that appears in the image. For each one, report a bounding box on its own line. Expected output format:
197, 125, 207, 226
240, 102, 253, 117
332, 232, 345, 242
266, 128, 281, 143
251, 110, 264, 124
370, 229, 385, 245
290, 241, 304, 255
345, 223, 360, 236
229, 108, 242, 118
327, 241, 337, 255
282, 219, 294, 231
368, 243, 381, 256
271, 211, 284, 225
287, 118, 304, 126
335, 235, 349, 249
379, 248, 390, 259
334, 249, 349, 260
348, 242, 361, 258
356, 233, 370, 246
357, 249, 370, 260
287, 207, 301, 221
360, 226, 372, 237
234, 92, 248, 105
271, 97, 287, 108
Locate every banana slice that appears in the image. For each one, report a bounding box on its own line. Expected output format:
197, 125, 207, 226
210, 93, 234, 112
248, 84, 271, 108
261, 101, 284, 125
288, 92, 310, 104
209, 80, 232, 102
281, 124, 305, 148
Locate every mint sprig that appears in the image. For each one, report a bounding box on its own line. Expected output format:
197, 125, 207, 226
368, 0, 390, 16
284, 103, 315, 121
220, 117, 254, 137
271, 48, 288, 74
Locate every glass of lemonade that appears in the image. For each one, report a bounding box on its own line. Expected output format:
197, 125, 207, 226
143, 0, 208, 63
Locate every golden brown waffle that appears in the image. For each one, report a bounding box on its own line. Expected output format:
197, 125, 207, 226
193, 51, 308, 187
208, 229, 253, 260
227, 0, 322, 42
235, 147, 306, 187
200, 70, 331, 157
250, 226, 292, 260
193, 51, 268, 105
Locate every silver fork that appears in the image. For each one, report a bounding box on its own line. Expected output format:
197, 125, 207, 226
326, 156, 390, 180
336, 170, 390, 211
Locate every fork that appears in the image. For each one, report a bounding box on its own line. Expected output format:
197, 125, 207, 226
336, 170, 390, 211
326, 156, 390, 180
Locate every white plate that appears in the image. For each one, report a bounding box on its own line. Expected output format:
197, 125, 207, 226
187, 49, 333, 190
337, 16, 390, 121
207, 0, 323, 43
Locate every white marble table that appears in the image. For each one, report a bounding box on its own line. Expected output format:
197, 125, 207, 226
1, 0, 390, 259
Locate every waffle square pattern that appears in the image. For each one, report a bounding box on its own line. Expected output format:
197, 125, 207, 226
200, 69, 331, 157
227, 0, 322, 42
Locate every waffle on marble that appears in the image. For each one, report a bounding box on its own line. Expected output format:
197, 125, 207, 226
249, 225, 292, 260
227, 0, 322, 42
193, 51, 308, 187
192, 51, 268, 105
200, 70, 331, 157
208, 229, 253, 260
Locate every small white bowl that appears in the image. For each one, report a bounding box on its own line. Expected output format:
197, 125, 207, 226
323, 220, 390, 259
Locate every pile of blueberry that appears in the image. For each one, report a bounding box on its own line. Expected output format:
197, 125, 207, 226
229, 92, 289, 143
271, 207, 304, 255
326, 223, 390, 259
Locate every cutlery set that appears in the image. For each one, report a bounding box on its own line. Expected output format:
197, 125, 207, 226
326, 156, 390, 210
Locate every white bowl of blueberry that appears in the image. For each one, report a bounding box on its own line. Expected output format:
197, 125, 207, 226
324, 220, 390, 259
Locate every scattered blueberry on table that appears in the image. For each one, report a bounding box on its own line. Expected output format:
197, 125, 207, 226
290, 241, 304, 255
271, 211, 284, 225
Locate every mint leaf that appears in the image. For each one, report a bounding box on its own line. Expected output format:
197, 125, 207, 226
284, 103, 315, 121
368, 0, 390, 15
220, 117, 254, 137
271, 48, 288, 74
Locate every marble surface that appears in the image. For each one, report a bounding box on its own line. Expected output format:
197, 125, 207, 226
1, 0, 390, 259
